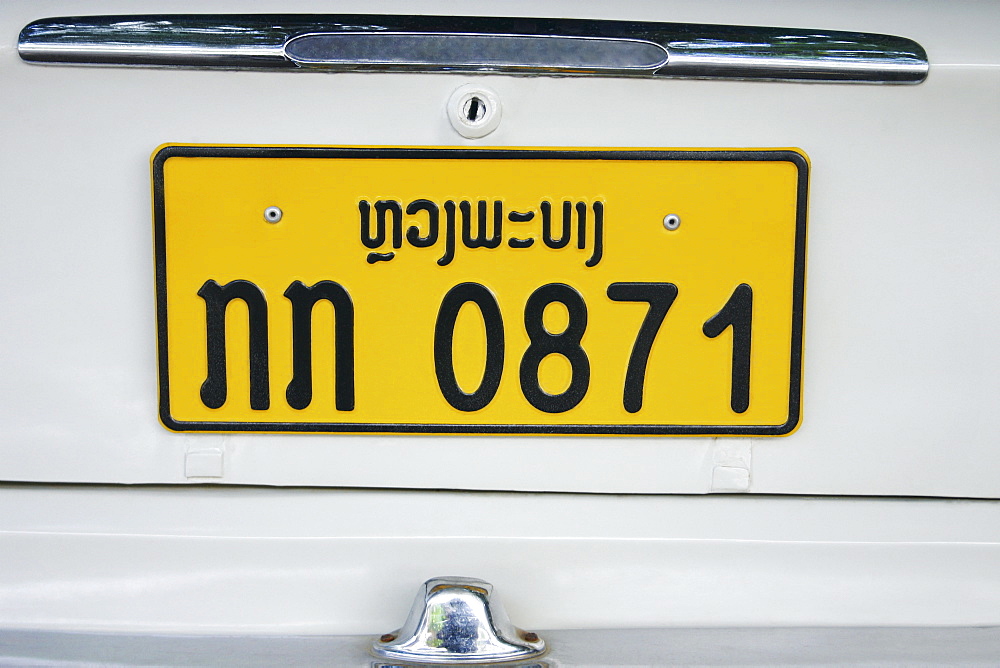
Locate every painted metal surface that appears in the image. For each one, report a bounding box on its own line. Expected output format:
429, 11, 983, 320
2, 0, 999, 496
3, 0, 1000, 655
1, 485, 999, 633
4, 627, 1000, 667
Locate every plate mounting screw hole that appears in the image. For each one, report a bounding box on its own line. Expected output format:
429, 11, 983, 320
264, 206, 283, 223
663, 214, 681, 231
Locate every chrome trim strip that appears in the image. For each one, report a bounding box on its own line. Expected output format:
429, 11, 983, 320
18, 15, 929, 83
285, 33, 669, 72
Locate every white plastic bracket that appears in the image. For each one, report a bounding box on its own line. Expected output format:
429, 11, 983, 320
184, 445, 225, 480
710, 439, 753, 492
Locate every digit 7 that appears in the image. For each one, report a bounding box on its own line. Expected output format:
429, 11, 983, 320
607, 282, 678, 413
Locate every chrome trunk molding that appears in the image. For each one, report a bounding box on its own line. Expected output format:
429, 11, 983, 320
18, 14, 929, 84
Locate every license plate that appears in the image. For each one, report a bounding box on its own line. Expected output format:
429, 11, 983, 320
153, 146, 807, 435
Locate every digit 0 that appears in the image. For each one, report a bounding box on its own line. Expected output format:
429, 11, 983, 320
433, 282, 505, 411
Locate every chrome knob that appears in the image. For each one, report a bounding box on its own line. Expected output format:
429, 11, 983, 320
372, 577, 545, 664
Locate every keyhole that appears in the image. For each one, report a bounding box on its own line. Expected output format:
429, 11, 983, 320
447, 85, 501, 138
463, 96, 486, 122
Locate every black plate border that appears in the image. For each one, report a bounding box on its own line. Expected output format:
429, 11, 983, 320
153, 146, 808, 435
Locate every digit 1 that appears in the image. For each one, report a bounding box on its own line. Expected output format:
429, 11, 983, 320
520, 283, 590, 413
703, 284, 753, 413
607, 282, 678, 413
434, 282, 504, 411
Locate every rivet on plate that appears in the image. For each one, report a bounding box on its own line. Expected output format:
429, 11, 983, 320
264, 206, 283, 223
663, 214, 681, 230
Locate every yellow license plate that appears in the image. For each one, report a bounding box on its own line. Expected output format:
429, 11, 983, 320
153, 146, 807, 435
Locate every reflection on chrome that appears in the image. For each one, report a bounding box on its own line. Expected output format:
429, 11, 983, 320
285, 33, 669, 72
18, 15, 928, 83
372, 576, 546, 664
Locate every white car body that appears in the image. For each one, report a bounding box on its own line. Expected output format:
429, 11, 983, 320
1, 1, 998, 664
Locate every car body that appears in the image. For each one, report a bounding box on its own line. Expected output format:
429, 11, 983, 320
1, 1, 999, 664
